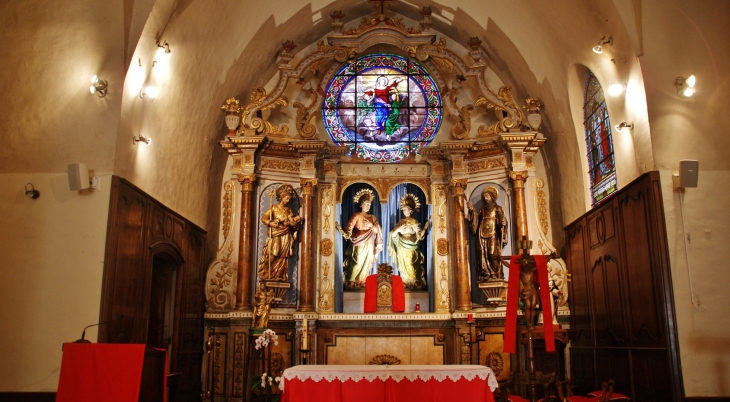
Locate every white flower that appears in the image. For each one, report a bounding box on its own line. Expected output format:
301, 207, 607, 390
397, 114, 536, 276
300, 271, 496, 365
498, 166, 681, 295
275, 376, 281, 383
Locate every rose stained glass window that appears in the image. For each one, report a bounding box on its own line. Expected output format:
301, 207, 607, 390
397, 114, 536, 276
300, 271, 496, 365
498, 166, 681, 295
322, 54, 443, 163
583, 71, 617, 205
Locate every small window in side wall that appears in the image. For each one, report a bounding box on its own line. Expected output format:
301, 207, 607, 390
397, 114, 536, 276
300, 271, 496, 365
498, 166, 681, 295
583, 72, 617, 205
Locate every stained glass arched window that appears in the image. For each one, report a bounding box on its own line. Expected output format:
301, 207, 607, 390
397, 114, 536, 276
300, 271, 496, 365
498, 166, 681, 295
583, 72, 617, 204
322, 54, 442, 163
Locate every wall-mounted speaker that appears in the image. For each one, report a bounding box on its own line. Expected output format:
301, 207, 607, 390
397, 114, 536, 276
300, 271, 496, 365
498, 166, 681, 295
678, 159, 699, 188
67, 163, 90, 191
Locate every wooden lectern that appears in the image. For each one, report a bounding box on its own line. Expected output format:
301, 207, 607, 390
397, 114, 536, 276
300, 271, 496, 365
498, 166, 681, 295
57, 343, 167, 402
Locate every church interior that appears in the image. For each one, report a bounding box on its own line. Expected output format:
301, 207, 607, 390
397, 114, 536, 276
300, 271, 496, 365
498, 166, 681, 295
1, 0, 729, 401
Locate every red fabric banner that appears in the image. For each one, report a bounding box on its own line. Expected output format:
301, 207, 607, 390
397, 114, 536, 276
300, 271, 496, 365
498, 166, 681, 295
503, 256, 521, 353
534, 255, 555, 352
364, 274, 405, 313
503, 255, 555, 353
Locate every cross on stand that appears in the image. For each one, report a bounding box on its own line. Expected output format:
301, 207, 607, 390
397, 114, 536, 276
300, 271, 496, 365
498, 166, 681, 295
370, 0, 395, 16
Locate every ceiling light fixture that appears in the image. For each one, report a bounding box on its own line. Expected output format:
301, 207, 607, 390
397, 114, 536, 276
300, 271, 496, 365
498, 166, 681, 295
89, 75, 108, 97
156, 40, 171, 53
614, 122, 633, 132
592, 36, 613, 54
25, 183, 40, 199
675, 75, 696, 98
608, 82, 626, 96
140, 86, 159, 102
133, 135, 151, 145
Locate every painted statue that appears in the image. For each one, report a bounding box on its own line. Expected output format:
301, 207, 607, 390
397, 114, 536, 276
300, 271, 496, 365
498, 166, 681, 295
257, 184, 301, 281
467, 186, 509, 281
252, 282, 274, 329
339, 188, 383, 289
388, 194, 430, 290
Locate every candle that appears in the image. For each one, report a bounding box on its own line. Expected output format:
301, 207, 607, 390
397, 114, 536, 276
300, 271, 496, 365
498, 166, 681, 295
302, 318, 308, 350
415, 303, 421, 313
467, 313, 473, 323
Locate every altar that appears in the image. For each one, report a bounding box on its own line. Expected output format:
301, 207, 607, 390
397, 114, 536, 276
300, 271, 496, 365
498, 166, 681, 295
200, 3, 571, 401
280, 365, 497, 402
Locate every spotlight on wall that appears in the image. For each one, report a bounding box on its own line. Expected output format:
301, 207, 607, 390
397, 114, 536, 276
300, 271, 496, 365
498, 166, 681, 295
614, 121, 633, 132
675, 75, 696, 98
608, 82, 626, 96
89, 75, 108, 97
140, 86, 159, 102
133, 135, 151, 145
592, 36, 613, 54
156, 40, 171, 53
25, 183, 40, 199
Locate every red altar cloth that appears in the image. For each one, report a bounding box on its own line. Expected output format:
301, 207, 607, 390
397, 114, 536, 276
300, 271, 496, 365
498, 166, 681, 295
364, 274, 405, 313
56, 343, 167, 402
280, 365, 496, 402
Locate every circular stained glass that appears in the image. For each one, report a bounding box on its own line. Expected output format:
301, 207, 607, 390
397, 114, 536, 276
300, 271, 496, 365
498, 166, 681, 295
322, 54, 442, 163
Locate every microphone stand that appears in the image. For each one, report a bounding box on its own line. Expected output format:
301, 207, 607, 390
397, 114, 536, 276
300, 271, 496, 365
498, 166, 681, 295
74, 315, 124, 343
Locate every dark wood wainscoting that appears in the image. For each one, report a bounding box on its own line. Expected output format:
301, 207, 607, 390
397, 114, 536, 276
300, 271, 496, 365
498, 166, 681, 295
565, 171, 684, 401
99, 176, 207, 401
0, 393, 56, 402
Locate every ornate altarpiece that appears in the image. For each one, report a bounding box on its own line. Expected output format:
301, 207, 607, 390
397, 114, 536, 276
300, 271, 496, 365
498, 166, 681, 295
202, 6, 570, 401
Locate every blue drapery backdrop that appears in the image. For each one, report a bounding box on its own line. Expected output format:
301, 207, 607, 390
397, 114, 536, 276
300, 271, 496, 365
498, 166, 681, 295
335, 182, 433, 312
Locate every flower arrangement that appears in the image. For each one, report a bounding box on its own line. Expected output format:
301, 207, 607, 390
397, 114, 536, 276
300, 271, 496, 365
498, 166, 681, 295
248, 372, 282, 400
254, 329, 279, 350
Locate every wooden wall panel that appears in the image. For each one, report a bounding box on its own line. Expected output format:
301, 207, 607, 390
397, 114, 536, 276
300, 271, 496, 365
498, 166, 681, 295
565, 172, 683, 401
619, 189, 665, 348
100, 176, 207, 402
566, 225, 592, 346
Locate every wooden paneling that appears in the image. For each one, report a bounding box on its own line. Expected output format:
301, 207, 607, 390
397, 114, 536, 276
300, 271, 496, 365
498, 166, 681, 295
566, 225, 592, 347
565, 172, 683, 401
0, 393, 56, 402
100, 176, 207, 402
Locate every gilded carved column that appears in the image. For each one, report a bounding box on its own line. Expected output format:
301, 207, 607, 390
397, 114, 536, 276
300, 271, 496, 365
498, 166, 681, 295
450, 178, 472, 311
298, 178, 318, 312
509, 171, 529, 243
235, 173, 257, 310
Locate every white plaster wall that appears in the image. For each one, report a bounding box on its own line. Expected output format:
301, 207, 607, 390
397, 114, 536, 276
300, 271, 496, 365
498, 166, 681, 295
641, 0, 730, 395
0, 0, 125, 173
0, 173, 112, 392
1, 0, 728, 396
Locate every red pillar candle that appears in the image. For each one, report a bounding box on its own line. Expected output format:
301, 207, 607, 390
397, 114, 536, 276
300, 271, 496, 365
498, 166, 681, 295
467, 313, 473, 323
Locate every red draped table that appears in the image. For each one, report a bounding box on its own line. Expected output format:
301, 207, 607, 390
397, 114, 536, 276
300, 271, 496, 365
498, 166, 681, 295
280, 365, 497, 402
56, 343, 167, 402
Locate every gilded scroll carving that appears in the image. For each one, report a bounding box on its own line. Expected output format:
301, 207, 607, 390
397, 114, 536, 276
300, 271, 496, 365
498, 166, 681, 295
436, 238, 449, 256
466, 157, 506, 173
436, 186, 447, 234
369, 355, 402, 365
261, 158, 300, 172
532, 178, 569, 309
320, 239, 333, 256
475, 86, 524, 137
322, 186, 333, 234
205, 180, 236, 310
438, 261, 450, 310
240, 87, 289, 136
317, 261, 334, 311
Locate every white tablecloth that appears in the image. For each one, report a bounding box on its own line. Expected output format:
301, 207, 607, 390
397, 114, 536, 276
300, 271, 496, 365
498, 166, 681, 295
280, 365, 498, 392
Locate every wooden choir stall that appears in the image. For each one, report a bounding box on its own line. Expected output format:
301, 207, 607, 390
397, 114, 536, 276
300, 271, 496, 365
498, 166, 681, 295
201, 4, 573, 402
